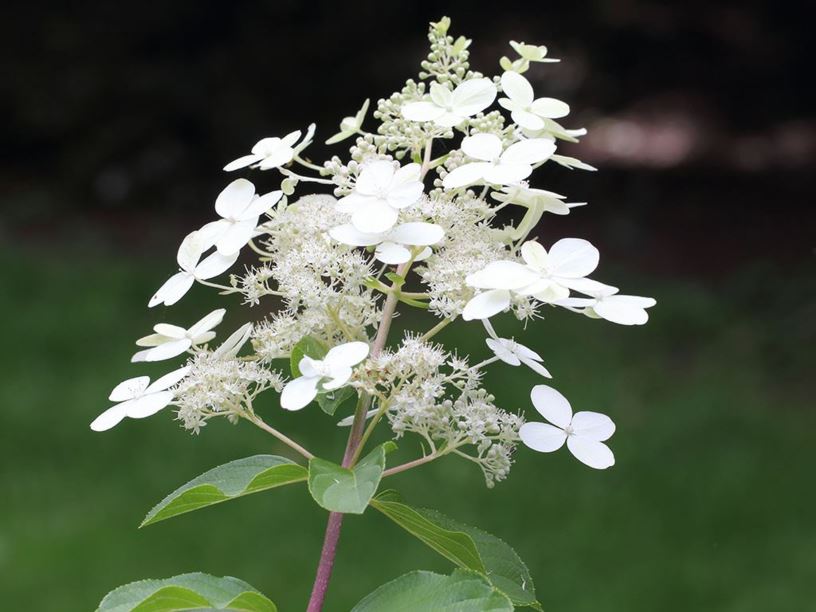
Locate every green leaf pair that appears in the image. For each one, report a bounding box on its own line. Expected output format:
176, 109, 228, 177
371, 491, 541, 609
96, 572, 276, 611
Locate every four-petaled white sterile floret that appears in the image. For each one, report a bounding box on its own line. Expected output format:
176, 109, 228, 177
281, 341, 370, 411
199, 179, 282, 255
94, 18, 656, 485
91, 366, 190, 431
132, 309, 225, 362
520, 385, 616, 469
223, 126, 314, 172
401, 78, 496, 127
335, 160, 424, 233
442, 133, 556, 188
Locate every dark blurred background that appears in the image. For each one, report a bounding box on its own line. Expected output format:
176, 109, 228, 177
1, 1, 813, 610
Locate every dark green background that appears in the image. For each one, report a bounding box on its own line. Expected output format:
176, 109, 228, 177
1, 250, 811, 610
2, 1, 814, 609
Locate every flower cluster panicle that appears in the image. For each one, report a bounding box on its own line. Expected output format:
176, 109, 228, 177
92, 16, 656, 489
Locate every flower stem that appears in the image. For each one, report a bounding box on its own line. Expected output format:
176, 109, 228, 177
247, 414, 314, 460
306, 263, 408, 611
419, 317, 454, 342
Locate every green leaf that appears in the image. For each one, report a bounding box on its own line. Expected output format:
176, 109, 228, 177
370, 491, 485, 574
316, 385, 355, 416
290, 336, 327, 377
371, 492, 541, 608
141, 455, 307, 527
96, 572, 277, 612
420, 509, 539, 608
308, 442, 396, 514
351, 569, 513, 612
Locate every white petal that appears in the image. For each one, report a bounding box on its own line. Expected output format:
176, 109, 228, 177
462, 289, 511, 321
241, 190, 282, 219
152, 324, 186, 339
434, 112, 467, 128
258, 145, 294, 169
593, 295, 656, 325
501, 138, 557, 165
441, 162, 492, 189
176, 231, 204, 271
197, 220, 229, 249
466, 260, 540, 290
355, 160, 395, 196
531, 282, 571, 303
387, 222, 444, 246
193, 250, 239, 280
483, 162, 532, 185
251, 137, 282, 156
511, 109, 546, 131
146, 366, 191, 393
90, 404, 128, 432
323, 365, 352, 390
486, 338, 521, 366
429, 82, 453, 108
109, 376, 150, 402
214, 323, 253, 358
571, 411, 616, 442
521, 357, 552, 378
335, 192, 371, 213
281, 376, 320, 411
351, 200, 398, 234
482, 319, 499, 340
413, 246, 433, 261
530, 385, 572, 428
567, 437, 615, 469
559, 277, 618, 296
386, 181, 423, 209
329, 224, 384, 247
280, 129, 302, 148
215, 178, 256, 219
375, 241, 411, 264
136, 338, 192, 362
149, 272, 195, 307
520, 241, 549, 271
548, 238, 599, 277
187, 308, 226, 337
451, 77, 497, 116
216, 219, 256, 255
402, 101, 446, 123
223, 154, 262, 172
501, 71, 534, 107
519, 422, 567, 452
392, 162, 421, 184
462, 133, 502, 161
298, 356, 321, 378
530, 97, 570, 119
325, 341, 369, 367
124, 391, 174, 419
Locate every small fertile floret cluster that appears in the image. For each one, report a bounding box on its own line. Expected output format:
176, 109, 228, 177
92, 17, 655, 486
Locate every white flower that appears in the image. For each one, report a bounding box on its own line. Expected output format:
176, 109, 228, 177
498, 71, 569, 131
462, 238, 612, 320
223, 128, 311, 172
557, 292, 657, 326
483, 320, 551, 377
491, 184, 584, 216
326, 99, 369, 145
519, 385, 615, 469
509, 41, 559, 63
329, 221, 444, 265
90, 366, 190, 431
132, 309, 226, 362
441, 133, 556, 189
336, 160, 424, 233
199, 179, 282, 255
148, 231, 238, 307
280, 341, 369, 411
401, 78, 496, 127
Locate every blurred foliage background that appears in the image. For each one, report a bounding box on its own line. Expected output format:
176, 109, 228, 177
0, 1, 813, 610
